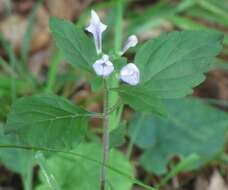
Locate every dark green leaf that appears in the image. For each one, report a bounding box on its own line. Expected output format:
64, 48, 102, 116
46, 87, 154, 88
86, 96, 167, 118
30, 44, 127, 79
128, 98, 228, 174
5, 94, 91, 149
49, 17, 98, 72
116, 31, 223, 115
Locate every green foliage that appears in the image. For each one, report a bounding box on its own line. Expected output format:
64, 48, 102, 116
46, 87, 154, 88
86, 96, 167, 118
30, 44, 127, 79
157, 154, 201, 188
110, 123, 126, 148
128, 98, 228, 174
0, 125, 33, 175
0, 3, 226, 189
5, 94, 91, 149
0, 75, 33, 95
116, 31, 223, 115
90, 76, 103, 92
115, 85, 166, 115
49, 17, 98, 73
35, 143, 134, 190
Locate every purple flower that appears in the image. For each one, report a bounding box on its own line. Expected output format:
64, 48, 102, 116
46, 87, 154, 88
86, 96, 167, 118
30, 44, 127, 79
86, 10, 107, 54
93, 54, 114, 77
120, 63, 140, 85
120, 35, 138, 55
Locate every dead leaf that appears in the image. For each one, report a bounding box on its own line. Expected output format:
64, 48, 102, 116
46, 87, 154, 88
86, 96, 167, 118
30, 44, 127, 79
0, 5, 50, 54
195, 176, 208, 190
0, 15, 27, 52
208, 170, 228, 190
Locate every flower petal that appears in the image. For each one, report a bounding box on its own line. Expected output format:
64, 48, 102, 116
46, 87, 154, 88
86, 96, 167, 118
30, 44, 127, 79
120, 63, 140, 85
120, 35, 138, 55
93, 54, 114, 77
86, 10, 107, 54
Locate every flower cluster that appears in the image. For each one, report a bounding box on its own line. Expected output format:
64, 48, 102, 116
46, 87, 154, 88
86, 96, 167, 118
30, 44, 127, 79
86, 10, 140, 86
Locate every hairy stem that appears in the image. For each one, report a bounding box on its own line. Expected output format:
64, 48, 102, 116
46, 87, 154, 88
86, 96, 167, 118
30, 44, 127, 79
45, 51, 62, 93
100, 79, 109, 190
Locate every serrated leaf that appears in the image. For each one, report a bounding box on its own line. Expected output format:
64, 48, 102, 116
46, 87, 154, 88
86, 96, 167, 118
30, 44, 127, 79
116, 31, 223, 114
128, 98, 228, 174
115, 85, 166, 115
35, 143, 134, 190
5, 94, 91, 149
49, 17, 98, 72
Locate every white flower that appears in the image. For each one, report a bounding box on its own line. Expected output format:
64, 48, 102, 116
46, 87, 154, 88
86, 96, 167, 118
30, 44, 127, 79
93, 54, 114, 77
120, 63, 140, 86
86, 10, 107, 54
120, 35, 138, 55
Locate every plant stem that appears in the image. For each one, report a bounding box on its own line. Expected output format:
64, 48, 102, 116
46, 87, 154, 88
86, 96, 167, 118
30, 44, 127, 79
0, 144, 157, 190
0, 57, 17, 76
8, 44, 17, 102
156, 154, 200, 189
114, 0, 123, 53
21, 0, 42, 66
197, 0, 228, 20
45, 51, 62, 93
100, 79, 110, 190
109, 0, 124, 132
35, 151, 60, 190
23, 165, 33, 190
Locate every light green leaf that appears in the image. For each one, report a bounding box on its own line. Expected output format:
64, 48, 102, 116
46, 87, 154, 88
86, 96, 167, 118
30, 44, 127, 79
128, 98, 228, 174
116, 31, 223, 114
5, 94, 91, 149
35, 143, 134, 190
49, 17, 98, 73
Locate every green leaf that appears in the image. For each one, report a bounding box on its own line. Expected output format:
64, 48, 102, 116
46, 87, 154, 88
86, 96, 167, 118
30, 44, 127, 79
5, 94, 91, 149
49, 17, 98, 73
0, 124, 33, 181
0, 74, 33, 95
115, 85, 166, 115
35, 143, 134, 190
157, 154, 201, 188
128, 98, 228, 174
110, 123, 126, 148
90, 76, 103, 92
116, 31, 223, 114
128, 114, 157, 149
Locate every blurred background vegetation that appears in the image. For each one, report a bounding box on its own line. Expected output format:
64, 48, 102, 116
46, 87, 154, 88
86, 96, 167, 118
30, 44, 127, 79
0, 0, 228, 190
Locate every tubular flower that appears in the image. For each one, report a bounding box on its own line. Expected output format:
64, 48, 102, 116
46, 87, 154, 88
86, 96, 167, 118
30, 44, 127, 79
86, 10, 140, 85
120, 35, 138, 55
93, 54, 114, 77
120, 63, 140, 86
86, 10, 107, 54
